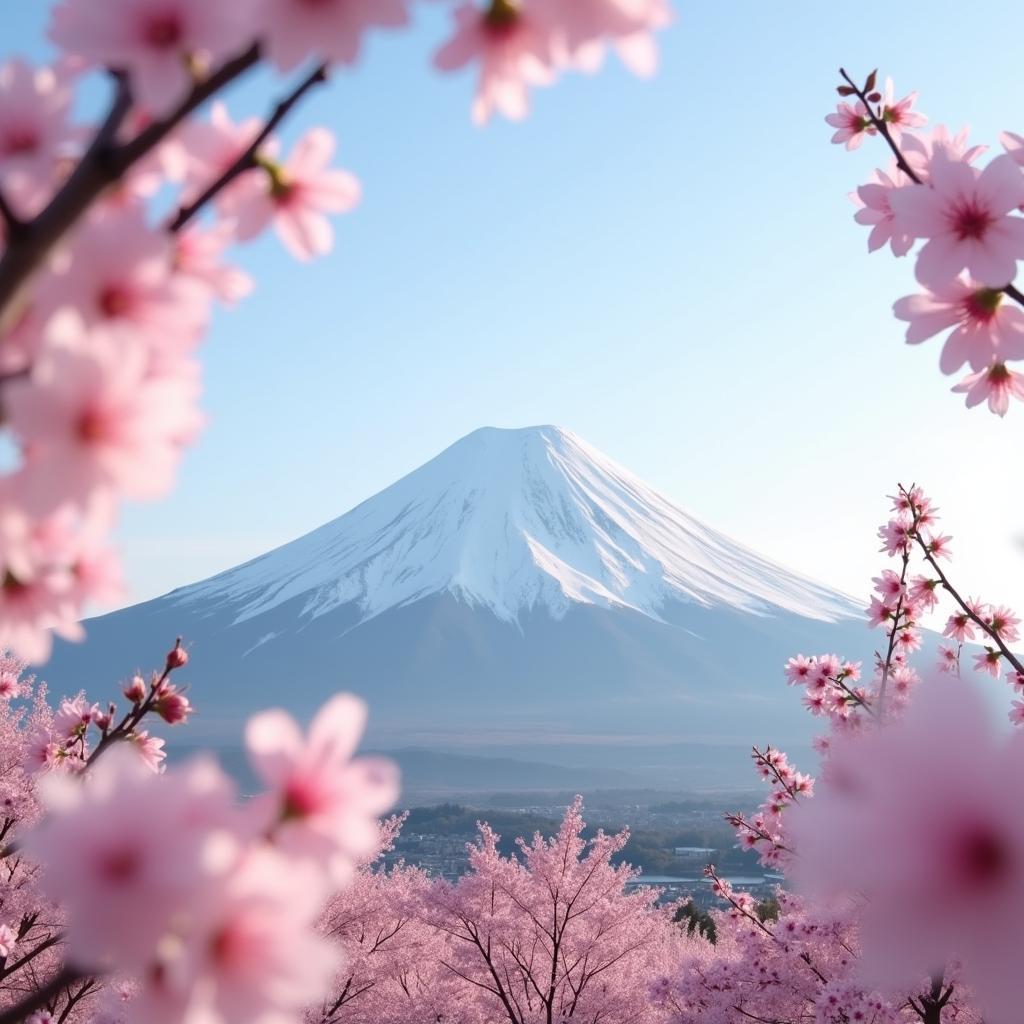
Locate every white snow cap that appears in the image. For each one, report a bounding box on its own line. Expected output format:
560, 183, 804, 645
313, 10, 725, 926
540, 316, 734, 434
179, 426, 858, 626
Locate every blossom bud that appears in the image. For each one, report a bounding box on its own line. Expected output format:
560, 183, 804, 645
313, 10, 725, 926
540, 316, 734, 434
165, 638, 189, 671
122, 675, 146, 703
154, 685, 192, 725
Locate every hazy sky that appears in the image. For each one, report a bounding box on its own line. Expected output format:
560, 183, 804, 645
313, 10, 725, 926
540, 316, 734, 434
6, 2, 1024, 617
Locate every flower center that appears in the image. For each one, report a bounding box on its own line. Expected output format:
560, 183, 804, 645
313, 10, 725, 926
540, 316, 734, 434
282, 777, 324, 820
949, 200, 994, 242
964, 287, 1003, 323
955, 824, 1011, 888
1, 126, 40, 157
98, 846, 142, 883
485, 0, 520, 33
143, 12, 184, 49
98, 284, 133, 319
77, 407, 115, 444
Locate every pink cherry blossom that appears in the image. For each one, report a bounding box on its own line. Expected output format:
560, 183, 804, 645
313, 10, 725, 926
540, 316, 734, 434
937, 644, 960, 673
1003, 130, 1024, 161
952, 360, 1024, 416
173, 222, 254, 306
7, 340, 203, 515
48, 0, 245, 112
903, 124, 988, 181
985, 604, 1021, 642
434, 2, 561, 124
53, 694, 98, 737
1010, 700, 1024, 726
24, 746, 237, 972
154, 682, 193, 725
177, 102, 265, 212
123, 674, 146, 703
0, 59, 75, 216
791, 681, 1024, 1024
783, 654, 815, 685
890, 152, 1024, 288
825, 101, 876, 150
0, 922, 16, 958
246, 693, 399, 883
879, 78, 926, 140
230, 128, 361, 261
0, 561, 83, 664
973, 649, 1003, 678
551, 0, 671, 78
256, 0, 410, 73
131, 730, 167, 773
32, 206, 210, 356
893, 276, 1024, 373
136, 848, 336, 1024
877, 517, 911, 555
853, 166, 914, 256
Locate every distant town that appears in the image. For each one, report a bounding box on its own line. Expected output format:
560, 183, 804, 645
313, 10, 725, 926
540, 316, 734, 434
383, 794, 778, 910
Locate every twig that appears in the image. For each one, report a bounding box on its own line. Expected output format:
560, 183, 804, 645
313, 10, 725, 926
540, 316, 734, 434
0, 966, 88, 1024
169, 62, 329, 233
839, 67, 1024, 312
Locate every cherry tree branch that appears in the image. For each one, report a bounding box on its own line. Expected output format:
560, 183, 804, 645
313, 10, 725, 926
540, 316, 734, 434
0, 44, 261, 322
838, 68, 921, 183
0, 966, 88, 1024
839, 67, 1024, 313
168, 62, 330, 233
876, 547, 911, 714
0, 188, 24, 239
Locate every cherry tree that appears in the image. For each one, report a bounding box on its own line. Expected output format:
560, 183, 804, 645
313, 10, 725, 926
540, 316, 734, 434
427, 797, 690, 1024
309, 817, 469, 1024
662, 485, 1024, 1023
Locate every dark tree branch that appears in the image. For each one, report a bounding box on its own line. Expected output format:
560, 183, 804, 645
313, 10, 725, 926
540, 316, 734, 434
0, 44, 261, 323
0, 966, 88, 1024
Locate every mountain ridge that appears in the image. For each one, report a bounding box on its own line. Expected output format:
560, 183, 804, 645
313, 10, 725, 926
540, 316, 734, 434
48, 425, 873, 780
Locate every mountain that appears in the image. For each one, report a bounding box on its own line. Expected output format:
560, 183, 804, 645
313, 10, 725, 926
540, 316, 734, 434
48, 426, 872, 788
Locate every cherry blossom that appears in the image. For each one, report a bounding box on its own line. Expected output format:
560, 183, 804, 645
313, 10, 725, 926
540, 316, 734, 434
893, 276, 1024, 373
790, 681, 1024, 1024
256, 0, 410, 73
8, 342, 201, 515
177, 102, 264, 212
134, 849, 336, 1024
889, 152, 1024, 288
230, 128, 361, 262
0, 59, 75, 216
24, 746, 238, 972
245, 693, 399, 883
879, 77, 926, 139
825, 100, 876, 150
952, 360, 1024, 416
551, 0, 672, 78
434, 1, 562, 124
853, 165, 915, 255
48, 0, 245, 111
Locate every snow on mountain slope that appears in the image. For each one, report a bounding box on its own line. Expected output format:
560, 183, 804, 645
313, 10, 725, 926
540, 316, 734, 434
174, 425, 859, 628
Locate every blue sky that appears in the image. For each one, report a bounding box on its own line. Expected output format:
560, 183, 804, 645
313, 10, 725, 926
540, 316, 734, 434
6, 2, 1024, 617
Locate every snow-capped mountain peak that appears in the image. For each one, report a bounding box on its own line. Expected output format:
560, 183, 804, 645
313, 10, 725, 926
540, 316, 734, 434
175, 425, 858, 629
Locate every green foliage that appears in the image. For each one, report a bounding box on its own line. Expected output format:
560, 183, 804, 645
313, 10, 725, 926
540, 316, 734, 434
756, 896, 780, 923
673, 900, 717, 944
